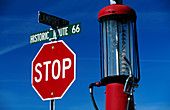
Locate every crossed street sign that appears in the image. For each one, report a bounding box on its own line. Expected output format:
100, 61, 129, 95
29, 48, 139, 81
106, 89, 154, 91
30, 11, 81, 44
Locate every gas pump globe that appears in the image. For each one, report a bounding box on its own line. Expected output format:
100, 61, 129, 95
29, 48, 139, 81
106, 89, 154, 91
89, 2, 140, 110
98, 4, 140, 85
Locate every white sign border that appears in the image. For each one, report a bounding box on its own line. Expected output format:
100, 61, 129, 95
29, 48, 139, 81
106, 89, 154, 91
31, 40, 76, 101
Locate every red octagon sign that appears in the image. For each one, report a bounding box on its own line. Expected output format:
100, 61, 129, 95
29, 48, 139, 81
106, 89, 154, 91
32, 40, 76, 100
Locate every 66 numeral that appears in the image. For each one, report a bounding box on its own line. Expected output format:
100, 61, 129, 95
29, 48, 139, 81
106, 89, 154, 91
72, 24, 80, 34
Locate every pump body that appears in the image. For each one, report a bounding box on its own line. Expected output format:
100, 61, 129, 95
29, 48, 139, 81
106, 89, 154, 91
89, 4, 140, 110
98, 4, 140, 110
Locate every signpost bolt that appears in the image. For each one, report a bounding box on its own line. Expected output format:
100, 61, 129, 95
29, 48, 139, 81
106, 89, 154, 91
52, 46, 54, 49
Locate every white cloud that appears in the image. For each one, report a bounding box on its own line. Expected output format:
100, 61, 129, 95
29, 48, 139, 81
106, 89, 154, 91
0, 16, 38, 55
137, 102, 170, 110
0, 41, 27, 55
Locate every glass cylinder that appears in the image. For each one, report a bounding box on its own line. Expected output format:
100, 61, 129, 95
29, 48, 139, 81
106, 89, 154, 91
101, 17, 134, 78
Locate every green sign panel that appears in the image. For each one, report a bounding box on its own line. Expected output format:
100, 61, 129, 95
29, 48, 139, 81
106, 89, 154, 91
30, 30, 53, 44
57, 22, 81, 38
30, 22, 81, 44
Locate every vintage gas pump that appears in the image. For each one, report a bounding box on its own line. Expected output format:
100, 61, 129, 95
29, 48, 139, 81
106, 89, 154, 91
89, 0, 140, 110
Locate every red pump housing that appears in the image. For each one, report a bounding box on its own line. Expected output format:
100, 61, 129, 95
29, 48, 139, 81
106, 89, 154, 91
97, 4, 138, 110
98, 4, 136, 20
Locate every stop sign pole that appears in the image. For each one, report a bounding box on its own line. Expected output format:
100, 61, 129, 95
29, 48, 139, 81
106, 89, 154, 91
50, 95, 55, 110
31, 11, 76, 110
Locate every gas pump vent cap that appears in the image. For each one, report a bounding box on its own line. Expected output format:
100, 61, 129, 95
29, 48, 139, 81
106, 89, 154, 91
98, 4, 136, 21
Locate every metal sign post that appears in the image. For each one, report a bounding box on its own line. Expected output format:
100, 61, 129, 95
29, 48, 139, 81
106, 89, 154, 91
50, 99, 55, 110
49, 29, 59, 110
31, 11, 78, 110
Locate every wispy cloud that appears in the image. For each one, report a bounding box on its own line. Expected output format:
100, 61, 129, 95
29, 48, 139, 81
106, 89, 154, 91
78, 57, 170, 63
138, 11, 170, 31
0, 79, 29, 83
0, 16, 37, 55
0, 41, 28, 55
78, 57, 99, 61
0, 0, 102, 56
140, 59, 170, 63
137, 102, 170, 110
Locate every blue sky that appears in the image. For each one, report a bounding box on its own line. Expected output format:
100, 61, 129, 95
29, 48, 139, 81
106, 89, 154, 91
0, 0, 170, 110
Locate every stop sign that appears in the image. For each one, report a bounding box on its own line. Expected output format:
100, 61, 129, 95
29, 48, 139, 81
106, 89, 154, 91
32, 40, 76, 100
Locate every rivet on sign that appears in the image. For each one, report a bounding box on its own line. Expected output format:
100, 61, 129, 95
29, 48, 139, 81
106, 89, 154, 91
51, 92, 54, 95
52, 46, 54, 49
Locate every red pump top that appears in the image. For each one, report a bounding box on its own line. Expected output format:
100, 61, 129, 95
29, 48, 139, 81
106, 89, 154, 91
98, 4, 136, 21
